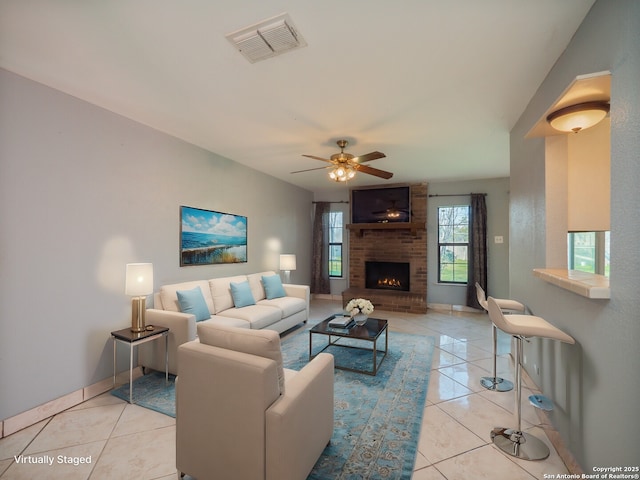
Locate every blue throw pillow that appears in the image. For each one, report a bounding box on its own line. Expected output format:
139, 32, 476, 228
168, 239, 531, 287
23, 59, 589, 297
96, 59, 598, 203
230, 281, 255, 308
262, 274, 286, 300
176, 287, 210, 322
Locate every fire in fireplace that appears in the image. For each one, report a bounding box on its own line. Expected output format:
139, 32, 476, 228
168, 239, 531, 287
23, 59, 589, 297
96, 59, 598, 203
365, 261, 410, 292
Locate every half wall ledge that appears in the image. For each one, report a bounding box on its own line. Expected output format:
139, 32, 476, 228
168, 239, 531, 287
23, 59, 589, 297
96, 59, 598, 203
533, 268, 610, 299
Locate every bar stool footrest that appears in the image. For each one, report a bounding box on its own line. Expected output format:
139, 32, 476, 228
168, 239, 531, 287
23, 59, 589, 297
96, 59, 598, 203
480, 376, 514, 392
529, 394, 554, 411
491, 427, 550, 460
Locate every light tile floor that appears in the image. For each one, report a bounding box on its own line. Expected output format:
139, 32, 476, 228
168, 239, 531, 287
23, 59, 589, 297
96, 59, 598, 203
0, 299, 570, 479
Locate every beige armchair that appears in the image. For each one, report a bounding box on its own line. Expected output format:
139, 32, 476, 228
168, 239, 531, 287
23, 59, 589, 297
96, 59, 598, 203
176, 323, 334, 480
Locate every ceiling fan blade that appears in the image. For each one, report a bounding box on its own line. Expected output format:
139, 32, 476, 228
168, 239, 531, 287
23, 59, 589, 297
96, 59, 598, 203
352, 151, 386, 163
354, 163, 394, 179
291, 165, 331, 174
302, 154, 333, 163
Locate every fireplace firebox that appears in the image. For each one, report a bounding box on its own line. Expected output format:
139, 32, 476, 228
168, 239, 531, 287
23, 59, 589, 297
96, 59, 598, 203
365, 261, 410, 292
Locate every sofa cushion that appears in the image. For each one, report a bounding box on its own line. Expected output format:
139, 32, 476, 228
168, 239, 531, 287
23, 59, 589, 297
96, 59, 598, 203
209, 275, 248, 314
200, 316, 250, 329
230, 281, 256, 308
261, 274, 286, 300
220, 305, 282, 330
247, 271, 276, 302
197, 323, 285, 393
159, 280, 215, 315
176, 287, 211, 322
257, 296, 307, 318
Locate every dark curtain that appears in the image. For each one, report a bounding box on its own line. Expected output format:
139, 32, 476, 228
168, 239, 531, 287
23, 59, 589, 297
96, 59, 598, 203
311, 202, 331, 294
466, 194, 488, 309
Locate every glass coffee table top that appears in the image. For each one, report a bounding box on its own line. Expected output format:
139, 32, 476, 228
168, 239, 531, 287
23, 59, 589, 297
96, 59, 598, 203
310, 315, 387, 339
309, 314, 388, 375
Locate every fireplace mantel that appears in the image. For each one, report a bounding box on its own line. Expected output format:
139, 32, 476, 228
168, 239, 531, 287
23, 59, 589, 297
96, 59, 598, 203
346, 221, 426, 237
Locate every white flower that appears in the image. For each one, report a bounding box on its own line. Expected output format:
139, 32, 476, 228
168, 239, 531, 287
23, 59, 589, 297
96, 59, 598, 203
345, 298, 374, 316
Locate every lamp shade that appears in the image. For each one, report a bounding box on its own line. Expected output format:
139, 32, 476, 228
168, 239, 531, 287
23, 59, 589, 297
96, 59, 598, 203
125, 263, 154, 296
547, 101, 609, 133
279, 254, 297, 271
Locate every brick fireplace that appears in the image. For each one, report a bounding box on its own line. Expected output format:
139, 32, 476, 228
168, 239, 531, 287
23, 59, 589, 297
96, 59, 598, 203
342, 183, 427, 314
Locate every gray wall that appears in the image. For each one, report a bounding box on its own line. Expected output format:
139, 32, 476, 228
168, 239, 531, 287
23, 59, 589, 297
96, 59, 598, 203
0, 68, 313, 420
509, 0, 639, 469
427, 178, 511, 306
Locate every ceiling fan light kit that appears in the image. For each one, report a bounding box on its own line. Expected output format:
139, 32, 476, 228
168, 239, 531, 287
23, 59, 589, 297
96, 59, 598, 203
546, 101, 610, 133
294, 139, 393, 184
329, 164, 356, 182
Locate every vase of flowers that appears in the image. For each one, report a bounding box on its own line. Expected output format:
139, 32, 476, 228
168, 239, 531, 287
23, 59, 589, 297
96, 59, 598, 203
345, 298, 374, 326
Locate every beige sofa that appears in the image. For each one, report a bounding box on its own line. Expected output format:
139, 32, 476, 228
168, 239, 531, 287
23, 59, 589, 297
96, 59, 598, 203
139, 271, 309, 375
176, 323, 334, 480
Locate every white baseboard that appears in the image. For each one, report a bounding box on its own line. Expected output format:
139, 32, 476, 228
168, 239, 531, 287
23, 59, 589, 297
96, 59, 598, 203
312, 293, 343, 301
2, 389, 84, 438
427, 302, 482, 313
83, 376, 115, 401
1, 367, 142, 439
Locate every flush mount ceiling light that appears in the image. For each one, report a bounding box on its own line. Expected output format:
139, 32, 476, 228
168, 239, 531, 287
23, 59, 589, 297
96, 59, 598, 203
546, 101, 610, 133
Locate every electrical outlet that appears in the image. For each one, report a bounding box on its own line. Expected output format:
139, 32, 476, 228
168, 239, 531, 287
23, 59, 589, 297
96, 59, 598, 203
494, 235, 504, 244
534, 364, 540, 375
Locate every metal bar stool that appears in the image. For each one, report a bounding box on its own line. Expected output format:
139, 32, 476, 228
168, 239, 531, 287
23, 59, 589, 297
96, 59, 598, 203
475, 283, 526, 392
486, 297, 575, 461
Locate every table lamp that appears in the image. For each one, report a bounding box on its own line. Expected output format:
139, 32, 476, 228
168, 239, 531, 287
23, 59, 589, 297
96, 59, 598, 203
125, 263, 154, 332
279, 254, 296, 283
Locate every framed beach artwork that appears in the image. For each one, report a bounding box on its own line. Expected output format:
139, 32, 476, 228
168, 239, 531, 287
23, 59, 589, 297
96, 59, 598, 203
180, 206, 248, 266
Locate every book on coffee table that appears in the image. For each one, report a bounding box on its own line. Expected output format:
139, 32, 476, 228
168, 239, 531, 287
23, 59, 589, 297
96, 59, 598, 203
328, 315, 353, 327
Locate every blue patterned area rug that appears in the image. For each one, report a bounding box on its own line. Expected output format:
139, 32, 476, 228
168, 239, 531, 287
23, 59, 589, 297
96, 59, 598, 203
283, 329, 435, 480
111, 372, 176, 417
110, 329, 434, 479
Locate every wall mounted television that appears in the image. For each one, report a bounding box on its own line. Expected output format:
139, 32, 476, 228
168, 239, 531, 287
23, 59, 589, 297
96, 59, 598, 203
350, 185, 411, 224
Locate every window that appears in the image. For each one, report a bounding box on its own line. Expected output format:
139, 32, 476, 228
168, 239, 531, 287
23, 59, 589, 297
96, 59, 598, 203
568, 231, 610, 277
438, 206, 469, 283
328, 211, 343, 277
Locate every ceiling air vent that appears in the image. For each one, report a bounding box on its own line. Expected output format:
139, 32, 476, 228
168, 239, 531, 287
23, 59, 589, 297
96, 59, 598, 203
226, 13, 307, 64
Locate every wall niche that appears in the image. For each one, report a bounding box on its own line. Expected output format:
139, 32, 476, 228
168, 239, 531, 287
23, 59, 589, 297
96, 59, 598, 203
527, 71, 611, 298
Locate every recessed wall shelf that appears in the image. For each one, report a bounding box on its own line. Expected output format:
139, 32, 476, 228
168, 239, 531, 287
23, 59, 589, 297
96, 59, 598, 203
533, 268, 610, 299
346, 222, 426, 237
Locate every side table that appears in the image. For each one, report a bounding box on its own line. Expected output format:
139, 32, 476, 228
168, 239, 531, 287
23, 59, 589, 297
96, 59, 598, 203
111, 326, 169, 404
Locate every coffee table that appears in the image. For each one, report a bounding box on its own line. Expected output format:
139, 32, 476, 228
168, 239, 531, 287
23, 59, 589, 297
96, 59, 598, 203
309, 315, 388, 375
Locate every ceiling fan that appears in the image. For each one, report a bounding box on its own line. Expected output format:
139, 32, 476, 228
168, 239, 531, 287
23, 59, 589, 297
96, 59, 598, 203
291, 140, 393, 182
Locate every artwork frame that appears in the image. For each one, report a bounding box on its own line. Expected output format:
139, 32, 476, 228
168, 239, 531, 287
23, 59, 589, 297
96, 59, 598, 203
180, 205, 248, 266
